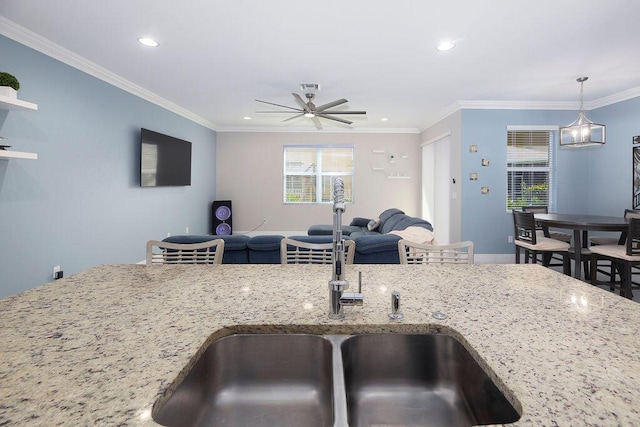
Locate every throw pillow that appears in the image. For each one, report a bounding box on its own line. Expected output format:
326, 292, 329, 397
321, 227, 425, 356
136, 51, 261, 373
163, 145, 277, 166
367, 217, 381, 231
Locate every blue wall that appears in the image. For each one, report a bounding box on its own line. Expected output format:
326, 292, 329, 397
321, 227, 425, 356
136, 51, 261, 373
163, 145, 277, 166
458, 103, 639, 255
588, 97, 640, 215
0, 36, 217, 297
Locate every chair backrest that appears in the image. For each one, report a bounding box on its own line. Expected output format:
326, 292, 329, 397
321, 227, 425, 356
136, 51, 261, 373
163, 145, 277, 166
398, 239, 474, 264
626, 218, 640, 256
280, 238, 355, 265
624, 208, 640, 219
146, 239, 225, 265
512, 210, 538, 245
521, 205, 548, 214
612, 209, 640, 245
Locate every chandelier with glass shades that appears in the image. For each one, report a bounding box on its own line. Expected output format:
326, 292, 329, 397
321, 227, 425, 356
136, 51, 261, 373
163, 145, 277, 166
560, 77, 606, 147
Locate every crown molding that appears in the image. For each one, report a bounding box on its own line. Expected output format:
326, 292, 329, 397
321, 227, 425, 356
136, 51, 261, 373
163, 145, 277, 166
422, 88, 640, 133
588, 85, 640, 110
0, 16, 218, 130
457, 100, 578, 110
215, 126, 420, 134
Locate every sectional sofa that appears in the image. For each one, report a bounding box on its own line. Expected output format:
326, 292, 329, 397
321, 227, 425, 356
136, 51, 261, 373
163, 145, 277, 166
163, 208, 434, 264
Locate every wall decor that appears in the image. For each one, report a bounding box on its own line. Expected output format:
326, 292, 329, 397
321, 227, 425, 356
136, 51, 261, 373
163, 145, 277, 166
470, 172, 478, 180
469, 144, 478, 152
481, 159, 490, 166
481, 187, 490, 194
633, 135, 640, 144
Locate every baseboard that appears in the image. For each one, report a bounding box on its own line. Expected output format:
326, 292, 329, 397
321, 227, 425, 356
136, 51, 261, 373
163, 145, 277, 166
474, 254, 514, 264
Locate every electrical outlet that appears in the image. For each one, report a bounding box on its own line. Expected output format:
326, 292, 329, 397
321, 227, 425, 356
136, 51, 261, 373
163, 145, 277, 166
186, 227, 189, 234
167, 232, 171, 237
507, 235, 514, 243
52, 266, 62, 280
263, 218, 268, 224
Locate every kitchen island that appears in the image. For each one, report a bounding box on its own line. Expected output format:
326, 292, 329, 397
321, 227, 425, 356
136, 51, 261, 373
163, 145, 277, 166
1, 263, 639, 426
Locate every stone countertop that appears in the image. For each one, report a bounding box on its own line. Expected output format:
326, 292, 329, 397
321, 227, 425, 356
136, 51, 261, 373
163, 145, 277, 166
1, 263, 639, 426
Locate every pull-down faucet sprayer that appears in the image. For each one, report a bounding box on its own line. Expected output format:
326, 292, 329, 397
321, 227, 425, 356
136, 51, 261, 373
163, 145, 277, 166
328, 178, 363, 319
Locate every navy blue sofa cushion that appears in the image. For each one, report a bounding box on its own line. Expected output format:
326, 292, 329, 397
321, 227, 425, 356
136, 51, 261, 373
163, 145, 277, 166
163, 234, 250, 264
247, 235, 285, 264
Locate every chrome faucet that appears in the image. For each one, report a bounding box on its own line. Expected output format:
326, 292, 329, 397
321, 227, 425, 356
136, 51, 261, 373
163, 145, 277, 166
328, 178, 363, 319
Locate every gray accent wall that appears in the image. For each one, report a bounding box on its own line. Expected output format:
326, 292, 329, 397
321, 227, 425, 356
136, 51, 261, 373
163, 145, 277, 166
0, 36, 217, 297
216, 131, 422, 233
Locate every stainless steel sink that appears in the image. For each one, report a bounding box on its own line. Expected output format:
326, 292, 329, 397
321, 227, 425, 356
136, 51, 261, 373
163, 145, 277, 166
153, 334, 334, 427
340, 334, 520, 427
153, 333, 520, 427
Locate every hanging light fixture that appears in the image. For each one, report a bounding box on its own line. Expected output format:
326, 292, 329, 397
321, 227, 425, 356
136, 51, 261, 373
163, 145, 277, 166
560, 77, 605, 147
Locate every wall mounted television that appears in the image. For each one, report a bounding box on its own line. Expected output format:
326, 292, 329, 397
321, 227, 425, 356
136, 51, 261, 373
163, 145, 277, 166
140, 128, 192, 187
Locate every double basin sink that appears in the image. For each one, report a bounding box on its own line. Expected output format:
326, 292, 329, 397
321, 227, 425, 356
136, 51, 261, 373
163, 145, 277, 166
153, 333, 520, 427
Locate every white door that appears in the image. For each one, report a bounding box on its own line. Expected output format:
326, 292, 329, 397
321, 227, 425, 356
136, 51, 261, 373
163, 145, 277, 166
421, 134, 451, 244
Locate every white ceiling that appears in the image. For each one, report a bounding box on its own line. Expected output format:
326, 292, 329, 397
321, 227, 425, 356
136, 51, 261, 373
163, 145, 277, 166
1, 0, 640, 133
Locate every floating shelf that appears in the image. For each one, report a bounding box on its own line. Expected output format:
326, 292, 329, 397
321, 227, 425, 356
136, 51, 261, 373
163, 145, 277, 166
0, 150, 38, 160
0, 95, 38, 111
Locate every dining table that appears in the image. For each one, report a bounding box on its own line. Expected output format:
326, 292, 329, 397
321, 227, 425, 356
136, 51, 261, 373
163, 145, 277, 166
534, 213, 629, 280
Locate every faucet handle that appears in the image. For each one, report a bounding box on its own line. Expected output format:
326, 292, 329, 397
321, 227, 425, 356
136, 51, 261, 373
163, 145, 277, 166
389, 291, 404, 319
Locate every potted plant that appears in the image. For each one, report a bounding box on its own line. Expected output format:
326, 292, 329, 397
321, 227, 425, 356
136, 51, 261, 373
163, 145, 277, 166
0, 72, 20, 99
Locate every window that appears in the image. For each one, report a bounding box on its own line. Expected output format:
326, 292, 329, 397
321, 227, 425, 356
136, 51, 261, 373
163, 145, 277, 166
506, 127, 557, 211
284, 145, 354, 203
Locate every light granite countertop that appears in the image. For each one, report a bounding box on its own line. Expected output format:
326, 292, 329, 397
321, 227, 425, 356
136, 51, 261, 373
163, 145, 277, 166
1, 263, 639, 426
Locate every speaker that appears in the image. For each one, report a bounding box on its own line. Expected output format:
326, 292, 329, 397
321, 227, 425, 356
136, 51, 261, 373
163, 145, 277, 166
212, 200, 233, 235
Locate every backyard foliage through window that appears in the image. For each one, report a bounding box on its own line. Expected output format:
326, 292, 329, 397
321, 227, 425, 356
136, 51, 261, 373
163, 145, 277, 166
284, 146, 354, 203
506, 128, 556, 211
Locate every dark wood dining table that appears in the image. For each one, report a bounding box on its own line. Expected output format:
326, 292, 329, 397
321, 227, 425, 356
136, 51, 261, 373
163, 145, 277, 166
534, 213, 629, 279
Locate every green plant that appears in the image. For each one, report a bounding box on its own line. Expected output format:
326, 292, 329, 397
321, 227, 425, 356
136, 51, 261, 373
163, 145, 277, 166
507, 181, 549, 209
0, 72, 20, 91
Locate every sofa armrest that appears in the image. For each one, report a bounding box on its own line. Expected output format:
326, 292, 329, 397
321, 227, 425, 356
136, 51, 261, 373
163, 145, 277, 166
350, 217, 371, 227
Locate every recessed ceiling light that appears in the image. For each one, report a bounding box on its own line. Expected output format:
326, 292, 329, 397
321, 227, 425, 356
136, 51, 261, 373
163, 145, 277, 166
138, 37, 159, 47
243, 116, 251, 120
436, 41, 455, 51
381, 117, 389, 122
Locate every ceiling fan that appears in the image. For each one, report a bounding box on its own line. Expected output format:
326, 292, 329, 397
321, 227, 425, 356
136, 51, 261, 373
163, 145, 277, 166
255, 84, 366, 129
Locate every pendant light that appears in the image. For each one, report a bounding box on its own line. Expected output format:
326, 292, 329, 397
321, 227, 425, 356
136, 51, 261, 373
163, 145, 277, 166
559, 77, 605, 147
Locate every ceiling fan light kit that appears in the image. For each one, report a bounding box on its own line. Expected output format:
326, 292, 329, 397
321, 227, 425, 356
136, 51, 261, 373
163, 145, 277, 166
256, 83, 366, 129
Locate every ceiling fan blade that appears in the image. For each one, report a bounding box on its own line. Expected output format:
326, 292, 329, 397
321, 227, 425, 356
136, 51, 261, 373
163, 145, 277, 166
321, 110, 367, 115
256, 110, 304, 113
315, 98, 348, 112
255, 99, 301, 111
282, 113, 305, 122
291, 93, 311, 112
317, 114, 353, 125
311, 116, 323, 130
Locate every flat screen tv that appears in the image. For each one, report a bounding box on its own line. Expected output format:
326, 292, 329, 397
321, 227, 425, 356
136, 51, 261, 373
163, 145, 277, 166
140, 128, 192, 187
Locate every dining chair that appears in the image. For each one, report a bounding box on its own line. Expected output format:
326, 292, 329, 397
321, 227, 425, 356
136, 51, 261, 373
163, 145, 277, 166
589, 209, 640, 287
512, 210, 571, 275
521, 206, 572, 243
280, 238, 355, 265
590, 217, 640, 299
521, 205, 571, 268
589, 208, 640, 246
398, 239, 474, 264
146, 239, 225, 265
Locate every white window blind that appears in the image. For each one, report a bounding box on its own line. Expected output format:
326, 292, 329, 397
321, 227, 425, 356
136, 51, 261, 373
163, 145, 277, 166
506, 127, 556, 211
284, 146, 354, 203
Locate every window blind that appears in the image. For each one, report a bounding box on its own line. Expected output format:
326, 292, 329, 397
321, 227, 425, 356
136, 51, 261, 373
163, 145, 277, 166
284, 146, 354, 203
506, 128, 556, 211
